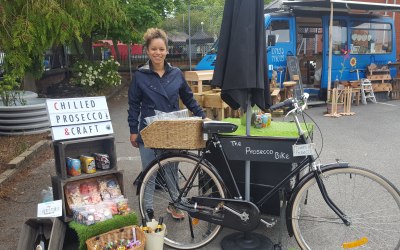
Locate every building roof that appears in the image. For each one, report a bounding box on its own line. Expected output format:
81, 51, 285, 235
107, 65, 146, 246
186, 31, 214, 44
167, 31, 189, 45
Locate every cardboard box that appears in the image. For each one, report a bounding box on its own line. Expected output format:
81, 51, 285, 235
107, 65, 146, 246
53, 135, 117, 179
17, 217, 66, 250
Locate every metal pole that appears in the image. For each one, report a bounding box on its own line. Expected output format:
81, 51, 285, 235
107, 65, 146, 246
245, 94, 251, 201
188, 0, 192, 70
327, 2, 334, 101
128, 42, 132, 81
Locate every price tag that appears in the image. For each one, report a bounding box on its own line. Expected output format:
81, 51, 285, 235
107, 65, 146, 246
293, 143, 315, 157
37, 200, 62, 218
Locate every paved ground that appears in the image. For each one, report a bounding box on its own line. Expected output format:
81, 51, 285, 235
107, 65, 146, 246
1, 87, 399, 249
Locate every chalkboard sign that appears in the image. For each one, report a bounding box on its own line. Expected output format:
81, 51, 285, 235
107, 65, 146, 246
286, 56, 303, 99
218, 135, 304, 163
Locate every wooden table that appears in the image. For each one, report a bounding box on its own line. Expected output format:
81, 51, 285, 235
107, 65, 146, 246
184, 70, 214, 94
283, 81, 297, 99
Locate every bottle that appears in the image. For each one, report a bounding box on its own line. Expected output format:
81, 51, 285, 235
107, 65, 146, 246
141, 218, 149, 233
34, 224, 48, 250
334, 76, 339, 89
154, 217, 164, 233
41, 187, 53, 203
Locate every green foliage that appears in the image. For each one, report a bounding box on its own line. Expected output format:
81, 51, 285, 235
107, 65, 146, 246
0, 74, 26, 106
108, 0, 181, 44
71, 58, 122, 92
160, 0, 224, 38
0, 0, 125, 92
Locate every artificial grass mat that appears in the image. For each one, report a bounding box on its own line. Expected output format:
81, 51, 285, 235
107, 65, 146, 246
69, 212, 138, 250
222, 118, 313, 138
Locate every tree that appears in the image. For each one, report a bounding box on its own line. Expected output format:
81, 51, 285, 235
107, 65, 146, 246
0, 0, 125, 93
95, 0, 182, 61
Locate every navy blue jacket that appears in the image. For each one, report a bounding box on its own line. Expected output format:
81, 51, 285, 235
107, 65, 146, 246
128, 61, 205, 142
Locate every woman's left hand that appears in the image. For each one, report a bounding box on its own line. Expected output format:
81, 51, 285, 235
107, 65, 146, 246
130, 134, 139, 148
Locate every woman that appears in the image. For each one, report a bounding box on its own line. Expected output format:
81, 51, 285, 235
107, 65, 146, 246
128, 28, 205, 220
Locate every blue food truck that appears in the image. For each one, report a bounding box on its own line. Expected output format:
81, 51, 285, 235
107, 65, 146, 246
195, 0, 400, 99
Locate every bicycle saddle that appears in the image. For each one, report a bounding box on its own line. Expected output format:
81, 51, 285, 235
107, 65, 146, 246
203, 121, 238, 134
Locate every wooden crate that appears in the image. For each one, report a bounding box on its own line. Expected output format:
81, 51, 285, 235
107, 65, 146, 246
367, 74, 391, 82
190, 84, 212, 94
179, 93, 204, 110
372, 83, 392, 92
53, 135, 117, 179
17, 218, 66, 250
202, 91, 230, 120
203, 92, 228, 109
52, 170, 124, 222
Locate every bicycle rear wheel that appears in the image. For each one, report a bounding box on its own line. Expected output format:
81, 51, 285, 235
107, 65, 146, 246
291, 166, 400, 250
138, 153, 225, 249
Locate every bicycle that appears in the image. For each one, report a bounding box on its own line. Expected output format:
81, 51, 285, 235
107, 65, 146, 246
136, 93, 400, 250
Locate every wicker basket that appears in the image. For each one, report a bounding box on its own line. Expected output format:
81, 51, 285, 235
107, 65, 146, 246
86, 225, 145, 250
140, 119, 206, 149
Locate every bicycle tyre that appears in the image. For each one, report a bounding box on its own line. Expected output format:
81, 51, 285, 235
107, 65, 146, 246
138, 153, 226, 249
290, 166, 400, 250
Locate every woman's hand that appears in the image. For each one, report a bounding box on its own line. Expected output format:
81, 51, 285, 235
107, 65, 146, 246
130, 134, 139, 148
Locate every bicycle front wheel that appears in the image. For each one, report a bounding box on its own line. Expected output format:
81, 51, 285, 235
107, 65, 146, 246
138, 153, 226, 249
291, 166, 400, 250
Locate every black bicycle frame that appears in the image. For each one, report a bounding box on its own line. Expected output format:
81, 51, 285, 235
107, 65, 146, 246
158, 129, 351, 225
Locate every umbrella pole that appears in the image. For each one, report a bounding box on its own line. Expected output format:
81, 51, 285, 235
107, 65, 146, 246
245, 95, 251, 201
221, 93, 274, 250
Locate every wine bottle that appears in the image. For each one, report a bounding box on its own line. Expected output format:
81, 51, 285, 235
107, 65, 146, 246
154, 217, 164, 233
141, 218, 150, 233
34, 224, 48, 250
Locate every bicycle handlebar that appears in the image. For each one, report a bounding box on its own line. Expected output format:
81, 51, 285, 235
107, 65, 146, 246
269, 93, 309, 112
270, 98, 295, 111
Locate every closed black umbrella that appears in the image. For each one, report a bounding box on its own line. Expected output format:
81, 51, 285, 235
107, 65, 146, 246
212, 0, 271, 110
212, 0, 274, 249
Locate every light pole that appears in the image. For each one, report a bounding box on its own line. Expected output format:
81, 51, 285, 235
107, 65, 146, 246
201, 21, 204, 32
188, 0, 192, 70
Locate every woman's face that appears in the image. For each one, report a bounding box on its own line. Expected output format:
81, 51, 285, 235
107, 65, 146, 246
147, 38, 167, 66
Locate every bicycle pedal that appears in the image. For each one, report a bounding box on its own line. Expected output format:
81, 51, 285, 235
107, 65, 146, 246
260, 218, 277, 228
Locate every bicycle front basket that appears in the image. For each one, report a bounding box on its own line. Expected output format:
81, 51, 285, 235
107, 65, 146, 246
140, 119, 206, 149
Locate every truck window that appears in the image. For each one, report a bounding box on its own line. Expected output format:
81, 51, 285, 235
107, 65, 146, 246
332, 20, 348, 55
266, 20, 290, 43
351, 21, 392, 54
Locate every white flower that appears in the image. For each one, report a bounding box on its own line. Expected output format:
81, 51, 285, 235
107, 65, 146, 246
79, 65, 82, 69
78, 72, 82, 76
